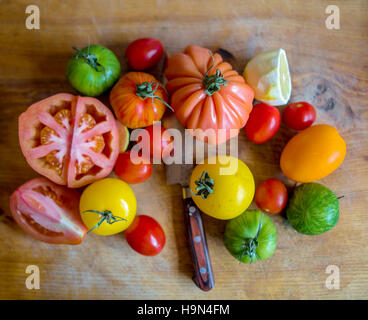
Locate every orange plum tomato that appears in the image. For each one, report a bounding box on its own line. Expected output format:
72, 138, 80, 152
280, 124, 346, 182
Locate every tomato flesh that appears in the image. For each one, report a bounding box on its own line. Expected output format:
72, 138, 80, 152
9, 177, 87, 244
255, 178, 288, 214
125, 215, 166, 256
39, 109, 72, 176
19, 94, 119, 188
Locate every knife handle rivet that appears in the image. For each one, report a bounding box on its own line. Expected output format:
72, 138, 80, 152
194, 236, 201, 243
189, 206, 196, 213
200, 267, 207, 274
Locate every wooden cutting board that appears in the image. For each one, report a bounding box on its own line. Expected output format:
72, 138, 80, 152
0, 0, 367, 299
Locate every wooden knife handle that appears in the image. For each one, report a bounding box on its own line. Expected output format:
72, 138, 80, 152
183, 197, 215, 291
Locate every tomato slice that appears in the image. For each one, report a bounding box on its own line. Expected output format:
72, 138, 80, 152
9, 177, 87, 244
19, 94, 119, 188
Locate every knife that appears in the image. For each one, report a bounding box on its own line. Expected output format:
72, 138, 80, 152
165, 117, 215, 291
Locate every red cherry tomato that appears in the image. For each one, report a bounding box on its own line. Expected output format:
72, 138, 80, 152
138, 123, 173, 160
114, 150, 152, 184
245, 103, 281, 143
125, 38, 164, 71
125, 215, 166, 256
255, 178, 288, 214
282, 102, 316, 130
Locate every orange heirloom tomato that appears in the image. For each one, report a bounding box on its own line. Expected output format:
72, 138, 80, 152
280, 124, 346, 182
110, 72, 168, 129
165, 45, 254, 145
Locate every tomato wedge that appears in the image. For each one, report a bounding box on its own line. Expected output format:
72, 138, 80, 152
9, 177, 87, 244
19, 94, 119, 188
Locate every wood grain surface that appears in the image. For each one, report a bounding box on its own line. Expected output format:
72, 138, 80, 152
0, 0, 368, 299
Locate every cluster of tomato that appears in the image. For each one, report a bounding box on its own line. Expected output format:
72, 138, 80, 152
10, 37, 347, 262
10, 38, 172, 256
244, 101, 316, 214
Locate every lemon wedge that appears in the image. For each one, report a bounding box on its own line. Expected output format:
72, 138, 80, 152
116, 120, 130, 153
244, 49, 292, 106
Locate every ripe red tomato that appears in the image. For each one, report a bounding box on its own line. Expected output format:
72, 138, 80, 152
137, 123, 173, 160
245, 103, 281, 143
125, 215, 166, 256
282, 102, 316, 130
9, 177, 87, 244
255, 178, 288, 214
19, 94, 119, 188
125, 38, 164, 71
114, 151, 152, 184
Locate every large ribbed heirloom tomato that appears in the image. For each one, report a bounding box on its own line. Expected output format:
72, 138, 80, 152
165, 45, 254, 145
19, 93, 119, 188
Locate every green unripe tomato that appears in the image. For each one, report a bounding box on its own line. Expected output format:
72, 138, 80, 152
224, 210, 277, 263
66, 45, 121, 96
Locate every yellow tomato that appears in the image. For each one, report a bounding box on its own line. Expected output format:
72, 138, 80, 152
190, 156, 255, 220
80, 178, 137, 235
280, 124, 346, 182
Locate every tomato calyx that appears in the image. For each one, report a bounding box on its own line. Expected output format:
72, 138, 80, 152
191, 171, 214, 200
135, 81, 173, 111
72, 45, 105, 73
240, 221, 262, 263
203, 52, 227, 96
242, 238, 259, 263
83, 209, 127, 234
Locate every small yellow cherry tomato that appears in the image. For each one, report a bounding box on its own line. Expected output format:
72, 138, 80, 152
190, 156, 255, 220
80, 178, 137, 235
280, 124, 346, 182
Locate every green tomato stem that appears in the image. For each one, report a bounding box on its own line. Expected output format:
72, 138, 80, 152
72, 45, 105, 73
190, 171, 215, 200
135, 81, 173, 111
83, 210, 126, 234
240, 219, 262, 263
203, 51, 227, 96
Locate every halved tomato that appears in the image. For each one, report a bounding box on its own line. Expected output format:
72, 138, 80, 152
19, 94, 119, 188
9, 177, 87, 244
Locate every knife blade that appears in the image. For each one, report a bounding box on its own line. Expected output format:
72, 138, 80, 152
164, 115, 215, 291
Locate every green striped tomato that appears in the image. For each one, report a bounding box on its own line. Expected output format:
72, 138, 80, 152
66, 45, 120, 96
